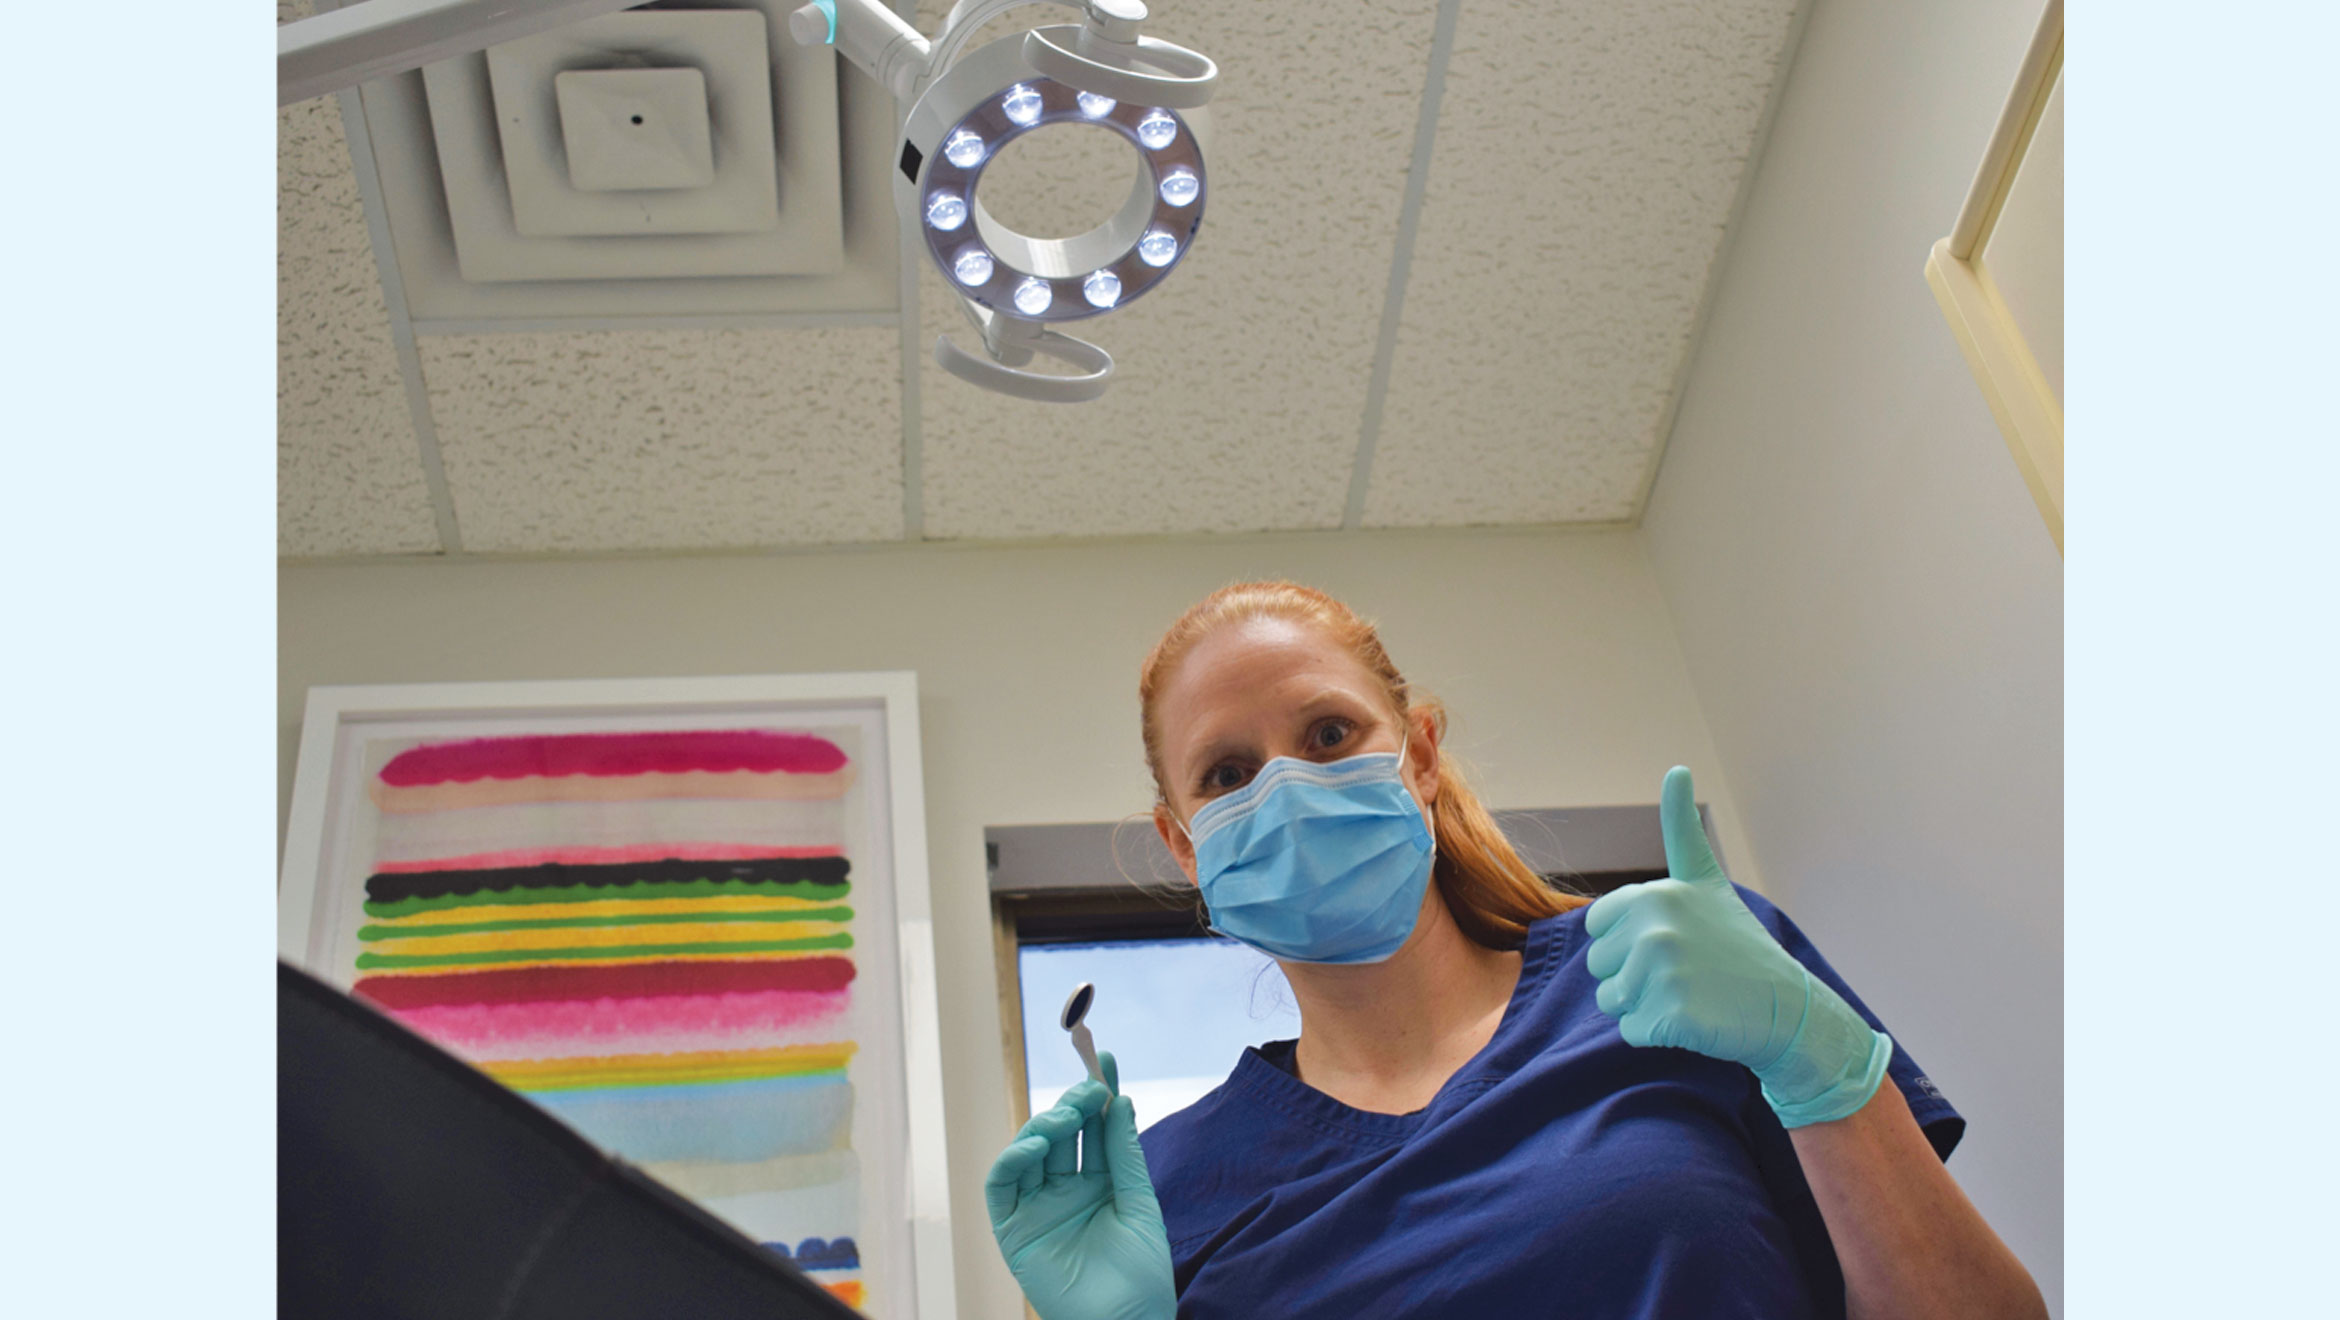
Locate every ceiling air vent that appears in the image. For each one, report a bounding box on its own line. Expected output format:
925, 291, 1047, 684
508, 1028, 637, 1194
339, 0, 901, 328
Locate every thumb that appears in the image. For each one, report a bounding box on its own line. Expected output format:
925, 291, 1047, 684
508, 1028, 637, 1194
1660, 766, 1725, 885
1100, 1048, 1121, 1097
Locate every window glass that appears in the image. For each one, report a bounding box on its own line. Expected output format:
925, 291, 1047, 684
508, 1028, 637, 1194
1019, 937, 1300, 1129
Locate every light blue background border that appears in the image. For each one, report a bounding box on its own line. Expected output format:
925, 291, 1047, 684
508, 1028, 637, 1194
15, 2, 2340, 1313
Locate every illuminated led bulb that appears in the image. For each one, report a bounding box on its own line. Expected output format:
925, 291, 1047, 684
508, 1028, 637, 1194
1136, 111, 1178, 150
925, 192, 967, 231
1082, 268, 1122, 308
944, 129, 986, 169
1077, 91, 1117, 118
1002, 83, 1043, 127
1013, 277, 1054, 315
1159, 166, 1199, 207
953, 247, 995, 287
1138, 229, 1178, 267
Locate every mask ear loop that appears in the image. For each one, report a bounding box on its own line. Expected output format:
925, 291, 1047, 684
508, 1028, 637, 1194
1399, 720, 1440, 854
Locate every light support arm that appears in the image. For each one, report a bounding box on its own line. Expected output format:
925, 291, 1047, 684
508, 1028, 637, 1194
797, 0, 934, 103
278, 0, 646, 106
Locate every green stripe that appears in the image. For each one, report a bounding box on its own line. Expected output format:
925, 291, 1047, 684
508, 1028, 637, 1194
353, 933, 855, 970
363, 878, 851, 919
359, 905, 855, 942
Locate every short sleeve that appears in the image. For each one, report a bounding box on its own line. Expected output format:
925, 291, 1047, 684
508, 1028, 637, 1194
1735, 884, 1966, 1162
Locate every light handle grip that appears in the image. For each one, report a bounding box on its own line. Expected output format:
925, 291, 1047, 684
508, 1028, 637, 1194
1022, 23, 1217, 109
934, 324, 1114, 403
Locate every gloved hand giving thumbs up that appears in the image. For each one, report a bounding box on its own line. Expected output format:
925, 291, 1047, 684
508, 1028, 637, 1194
1585, 767, 1894, 1128
984, 1051, 1175, 1320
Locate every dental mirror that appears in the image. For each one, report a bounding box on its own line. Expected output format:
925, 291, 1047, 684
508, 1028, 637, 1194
1059, 981, 1104, 1086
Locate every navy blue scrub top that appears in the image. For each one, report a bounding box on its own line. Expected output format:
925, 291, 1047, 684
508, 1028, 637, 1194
1139, 886, 1963, 1320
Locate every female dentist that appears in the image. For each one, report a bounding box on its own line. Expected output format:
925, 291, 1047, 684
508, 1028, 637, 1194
984, 581, 2045, 1319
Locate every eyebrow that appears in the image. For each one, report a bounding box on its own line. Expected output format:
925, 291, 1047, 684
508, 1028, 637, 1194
1181, 688, 1376, 781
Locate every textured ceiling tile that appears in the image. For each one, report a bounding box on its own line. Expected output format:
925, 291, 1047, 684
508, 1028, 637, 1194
913, 1, 1439, 541
1364, 0, 1801, 527
418, 328, 904, 553
278, 0, 443, 557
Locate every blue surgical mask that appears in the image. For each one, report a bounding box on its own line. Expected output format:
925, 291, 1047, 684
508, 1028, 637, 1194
1177, 745, 1435, 965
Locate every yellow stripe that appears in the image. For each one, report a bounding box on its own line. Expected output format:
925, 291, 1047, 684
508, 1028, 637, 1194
483, 1042, 857, 1089
366, 920, 844, 957
354, 948, 845, 977
505, 1064, 847, 1090
378, 893, 849, 927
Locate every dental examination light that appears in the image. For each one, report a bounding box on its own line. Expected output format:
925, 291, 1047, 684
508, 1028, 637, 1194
279, 0, 1213, 403
801, 0, 1217, 402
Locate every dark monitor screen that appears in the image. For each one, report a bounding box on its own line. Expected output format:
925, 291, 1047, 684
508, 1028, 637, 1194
279, 961, 867, 1320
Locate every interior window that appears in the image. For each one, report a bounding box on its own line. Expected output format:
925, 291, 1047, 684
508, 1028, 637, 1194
1018, 937, 1300, 1129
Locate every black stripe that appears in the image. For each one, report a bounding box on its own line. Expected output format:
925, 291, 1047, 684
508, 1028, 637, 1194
365, 856, 853, 904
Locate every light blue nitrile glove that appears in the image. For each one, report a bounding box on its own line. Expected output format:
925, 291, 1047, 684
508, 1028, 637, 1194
984, 1051, 1175, 1320
1584, 767, 1894, 1128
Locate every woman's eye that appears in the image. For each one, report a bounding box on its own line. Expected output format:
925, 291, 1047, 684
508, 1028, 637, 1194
1202, 764, 1250, 793
1312, 719, 1352, 750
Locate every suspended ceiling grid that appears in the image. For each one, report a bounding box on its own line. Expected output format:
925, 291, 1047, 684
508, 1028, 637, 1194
277, 0, 1808, 558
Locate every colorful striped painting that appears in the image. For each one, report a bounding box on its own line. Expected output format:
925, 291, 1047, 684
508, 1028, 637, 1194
349, 728, 870, 1311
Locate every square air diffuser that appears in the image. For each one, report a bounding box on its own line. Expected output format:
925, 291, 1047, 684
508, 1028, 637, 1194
485, 13, 777, 237
341, 0, 905, 324
419, 5, 842, 281
554, 68, 720, 194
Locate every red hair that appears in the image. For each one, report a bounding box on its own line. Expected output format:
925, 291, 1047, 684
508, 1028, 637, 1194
1139, 580, 1586, 949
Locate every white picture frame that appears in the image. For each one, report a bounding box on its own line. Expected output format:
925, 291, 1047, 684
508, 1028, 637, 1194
278, 672, 956, 1320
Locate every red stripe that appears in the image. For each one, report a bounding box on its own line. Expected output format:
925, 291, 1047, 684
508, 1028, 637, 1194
352, 957, 857, 1009
371, 844, 843, 875
379, 731, 849, 786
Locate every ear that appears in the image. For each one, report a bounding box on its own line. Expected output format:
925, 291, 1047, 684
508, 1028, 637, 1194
1153, 806, 1199, 885
1406, 708, 1442, 808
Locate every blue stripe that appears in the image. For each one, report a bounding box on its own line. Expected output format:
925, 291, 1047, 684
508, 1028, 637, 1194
528, 1073, 852, 1163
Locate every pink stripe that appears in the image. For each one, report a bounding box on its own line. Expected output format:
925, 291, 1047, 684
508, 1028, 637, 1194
373, 843, 842, 875
389, 989, 852, 1056
381, 731, 848, 786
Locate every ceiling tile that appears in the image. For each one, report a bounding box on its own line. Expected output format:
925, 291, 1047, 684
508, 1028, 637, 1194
417, 328, 905, 553
1365, 0, 1800, 527
278, 0, 443, 558
913, 1, 1440, 540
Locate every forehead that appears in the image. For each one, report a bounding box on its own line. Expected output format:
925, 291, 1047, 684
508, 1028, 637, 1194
1156, 617, 1385, 750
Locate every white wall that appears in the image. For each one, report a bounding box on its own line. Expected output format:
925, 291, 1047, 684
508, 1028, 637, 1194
1642, 0, 2063, 1312
279, 527, 1750, 1320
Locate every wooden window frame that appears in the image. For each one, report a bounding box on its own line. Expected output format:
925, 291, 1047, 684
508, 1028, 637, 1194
1926, 0, 2065, 553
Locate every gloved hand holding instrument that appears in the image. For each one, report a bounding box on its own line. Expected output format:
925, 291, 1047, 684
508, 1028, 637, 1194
984, 1046, 1175, 1320
1585, 766, 1894, 1128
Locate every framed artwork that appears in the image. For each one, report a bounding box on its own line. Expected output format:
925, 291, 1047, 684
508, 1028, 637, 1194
1926, 0, 2064, 553
279, 673, 956, 1320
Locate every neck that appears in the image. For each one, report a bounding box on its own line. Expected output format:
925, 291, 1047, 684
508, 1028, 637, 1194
1279, 889, 1522, 1114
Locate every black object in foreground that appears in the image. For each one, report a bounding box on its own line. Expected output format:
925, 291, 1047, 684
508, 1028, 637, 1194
279, 960, 866, 1320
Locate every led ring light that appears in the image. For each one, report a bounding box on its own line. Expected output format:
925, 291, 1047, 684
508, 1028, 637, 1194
906, 54, 1205, 322
806, 0, 1217, 401
898, 23, 1210, 398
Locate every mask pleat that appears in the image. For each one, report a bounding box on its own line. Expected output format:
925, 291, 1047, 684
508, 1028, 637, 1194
1192, 750, 1436, 966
